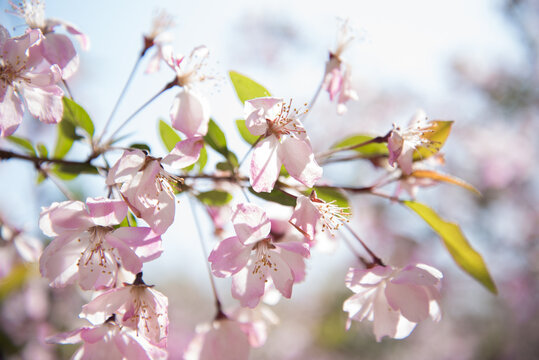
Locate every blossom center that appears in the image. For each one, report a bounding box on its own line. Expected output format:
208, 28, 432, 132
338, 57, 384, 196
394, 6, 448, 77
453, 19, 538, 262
252, 240, 277, 279
77, 226, 116, 273
265, 100, 307, 139
314, 200, 350, 235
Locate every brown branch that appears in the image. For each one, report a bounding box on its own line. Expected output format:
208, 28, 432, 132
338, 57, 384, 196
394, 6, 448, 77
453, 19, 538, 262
0, 148, 105, 170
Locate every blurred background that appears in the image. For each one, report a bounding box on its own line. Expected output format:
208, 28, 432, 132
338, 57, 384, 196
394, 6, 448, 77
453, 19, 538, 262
0, 0, 537, 359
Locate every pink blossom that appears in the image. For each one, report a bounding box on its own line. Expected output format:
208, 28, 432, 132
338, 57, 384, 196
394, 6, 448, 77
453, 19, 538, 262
209, 203, 310, 308
289, 191, 350, 242
9, 0, 89, 79
244, 97, 323, 192
107, 146, 200, 234
39, 197, 162, 290
165, 46, 211, 138
323, 19, 358, 114
343, 263, 442, 341
0, 26, 63, 137
144, 10, 175, 73
387, 109, 436, 175
48, 318, 167, 360
184, 319, 250, 360
0, 222, 42, 279
80, 277, 168, 348
228, 305, 279, 348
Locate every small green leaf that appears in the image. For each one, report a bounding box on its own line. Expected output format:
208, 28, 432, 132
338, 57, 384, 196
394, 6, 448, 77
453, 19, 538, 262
310, 187, 350, 209
197, 146, 208, 172
403, 201, 497, 294
53, 124, 74, 158
332, 134, 389, 156
36, 172, 46, 184
204, 119, 227, 154
36, 143, 48, 158
158, 119, 181, 152
6, 136, 36, 155
249, 187, 297, 207
413, 120, 453, 160
229, 71, 271, 104
204, 119, 239, 170
196, 190, 233, 206
62, 97, 94, 137
216, 161, 234, 172
129, 143, 151, 153
235, 119, 259, 145
51, 163, 98, 181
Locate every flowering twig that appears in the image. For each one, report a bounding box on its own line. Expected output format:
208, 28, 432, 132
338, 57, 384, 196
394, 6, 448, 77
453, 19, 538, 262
0, 149, 105, 170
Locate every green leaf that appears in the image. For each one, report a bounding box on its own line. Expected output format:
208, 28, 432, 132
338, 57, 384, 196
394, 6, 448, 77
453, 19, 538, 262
0, 263, 35, 301
36, 172, 46, 184
6, 136, 36, 156
204, 119, 239, 169
129, 143, 151, 153
204, 119, 228, 154
331, 134, 389, 156
197, 145, 208, 172
53, 123, 74, 158
413, 120, 453, 160
51, 163, 99, 181
229, 71, 271, 104
403, 201, 497, 294
196, 190, 233, 206
235, 119, 259, 145
248, 187, 297, 207
158, 119, 181, 152
36, 143, 48, 158
310, 187, 350, 209
62, 97, 94, 137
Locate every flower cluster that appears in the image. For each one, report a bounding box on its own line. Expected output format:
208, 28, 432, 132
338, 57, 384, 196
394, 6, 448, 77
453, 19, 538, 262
0, 3, 495, 359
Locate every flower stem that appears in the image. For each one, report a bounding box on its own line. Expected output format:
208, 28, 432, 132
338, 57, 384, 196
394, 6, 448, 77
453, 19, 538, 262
344, 224, 384, 266
104, 80, 175, 145
301, 72, 325, 124
97, 56, 143, 143
188, 195, 223, 315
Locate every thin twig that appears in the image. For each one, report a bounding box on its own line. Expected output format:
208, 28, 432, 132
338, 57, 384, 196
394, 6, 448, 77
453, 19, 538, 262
344, 223, 384, 266
187, 195, 223, 316
104, 80, 175, 145
0, 149, 105, 170
97, 56, 143, 142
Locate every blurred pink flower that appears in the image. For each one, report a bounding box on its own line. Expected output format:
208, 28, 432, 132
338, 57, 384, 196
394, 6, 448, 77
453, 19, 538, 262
166, 45, 211, 138
0, 26, 63, 136
144, 10, 175, 73
244, 97, 323, 192
343, 263, 442, 341
228, 305, 279, 348
39, 197, 162, 290
81, 278, 168, 348
184, 319, 250, 360
209, 203, 310, 308
323, 18, 358, 114
49, 318, 167, 360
